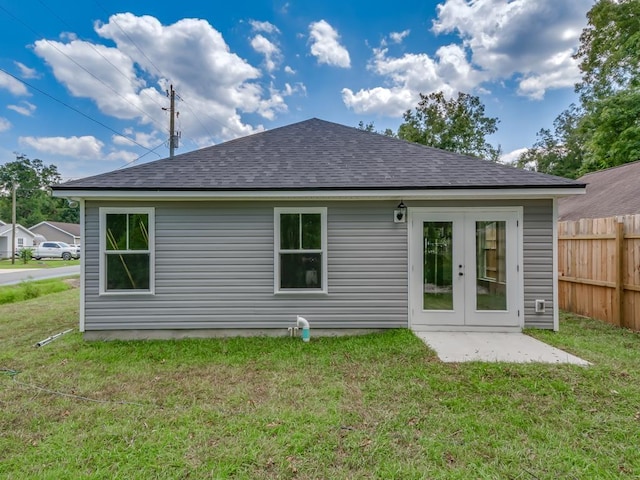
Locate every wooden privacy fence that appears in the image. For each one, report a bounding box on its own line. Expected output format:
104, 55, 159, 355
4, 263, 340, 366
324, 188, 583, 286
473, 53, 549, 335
558, 214, 640, 331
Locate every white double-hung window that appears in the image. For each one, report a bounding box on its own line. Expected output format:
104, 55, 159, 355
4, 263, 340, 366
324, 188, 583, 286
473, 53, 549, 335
99, 207, 154, 294
274, 207, 327, 293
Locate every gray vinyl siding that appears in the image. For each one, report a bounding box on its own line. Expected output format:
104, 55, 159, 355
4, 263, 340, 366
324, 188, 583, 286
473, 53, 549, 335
83, 198, 554, 332
83, 201, 408, 331
522, 200, 554, 328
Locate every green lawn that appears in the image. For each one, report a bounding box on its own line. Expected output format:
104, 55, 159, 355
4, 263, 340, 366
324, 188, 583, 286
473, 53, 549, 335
0, 258, 80, 269
1, 290, 639, 478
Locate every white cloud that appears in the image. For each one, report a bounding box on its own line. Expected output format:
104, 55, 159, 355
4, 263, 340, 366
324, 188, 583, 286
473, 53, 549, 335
389, 30, 410, 44
14, 62, 40, 79
112, 129, 162, 149
500, 147, 528, 165
250, 34, 282, 72
342, 44, 481, 116
32, 13, 293, 145
105, 150, 139, 163
343, 0, 591, 116
249, 20, 280, 34
7, 101, 36, 116
0, 70, 29, 96
432, 0, 589, 98
19, 134, 142, 164
517, 49, 581, 99
284, 66, 295, 75
0, 117, 11, 132
19, 135, 105, 159
308, 20, 351, 68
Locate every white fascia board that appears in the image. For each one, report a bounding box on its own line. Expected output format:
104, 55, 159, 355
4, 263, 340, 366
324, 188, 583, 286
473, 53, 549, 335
54, 187, 585, 202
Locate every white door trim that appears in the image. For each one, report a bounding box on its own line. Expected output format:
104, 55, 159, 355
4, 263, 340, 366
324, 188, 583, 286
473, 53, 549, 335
408, 206, 524, 332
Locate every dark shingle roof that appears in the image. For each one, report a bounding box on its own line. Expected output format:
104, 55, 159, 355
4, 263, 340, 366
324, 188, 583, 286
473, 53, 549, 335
558, 160, 640, 221
54, 118, 583, 192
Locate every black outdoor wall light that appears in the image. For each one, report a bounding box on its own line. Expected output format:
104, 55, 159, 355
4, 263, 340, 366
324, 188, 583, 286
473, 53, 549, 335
394, 201, 407, 223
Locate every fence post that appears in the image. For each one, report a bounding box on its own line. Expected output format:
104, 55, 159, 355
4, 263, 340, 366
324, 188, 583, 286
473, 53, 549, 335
615, 220, 625, 327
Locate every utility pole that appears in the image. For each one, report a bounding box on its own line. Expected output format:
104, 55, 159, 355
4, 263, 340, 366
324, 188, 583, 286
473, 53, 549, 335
11, 183, 16, 265
164, 84, 180, 158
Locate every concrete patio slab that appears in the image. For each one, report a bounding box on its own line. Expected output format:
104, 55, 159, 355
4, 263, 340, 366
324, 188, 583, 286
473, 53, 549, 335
416, 332, 591, 365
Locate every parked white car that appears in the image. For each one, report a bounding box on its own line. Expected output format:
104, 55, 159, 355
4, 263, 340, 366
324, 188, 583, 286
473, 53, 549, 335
32, 241, 80, 260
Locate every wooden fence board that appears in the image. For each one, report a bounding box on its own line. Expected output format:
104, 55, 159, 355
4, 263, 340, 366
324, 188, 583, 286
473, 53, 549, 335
558, 214, 640, 330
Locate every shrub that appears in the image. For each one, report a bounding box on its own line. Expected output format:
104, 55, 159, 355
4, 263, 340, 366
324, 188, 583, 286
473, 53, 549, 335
18, 247, 33, 264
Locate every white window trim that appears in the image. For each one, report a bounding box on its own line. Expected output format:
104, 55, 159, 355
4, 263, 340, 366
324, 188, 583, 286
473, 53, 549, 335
274, 207, 328, 294
99, 207, 155, 295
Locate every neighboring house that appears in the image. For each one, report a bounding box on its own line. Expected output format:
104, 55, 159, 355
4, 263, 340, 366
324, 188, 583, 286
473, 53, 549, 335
558, 160, 640, 221
0, 223, 37, 259
53, 118, 585, 340
0, 220, 5, 226
30, 221, 81, 245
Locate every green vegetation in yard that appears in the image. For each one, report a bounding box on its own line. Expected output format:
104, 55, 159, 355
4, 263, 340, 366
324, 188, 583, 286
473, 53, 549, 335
1, 292, 640, 479
0, 277, 73, 305
0, 258, 80, 269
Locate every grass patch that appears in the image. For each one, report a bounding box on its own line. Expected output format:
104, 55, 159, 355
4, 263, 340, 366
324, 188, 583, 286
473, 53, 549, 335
1, 297, 639, 478
0, 259, 80, 269
0, 278, 73, 305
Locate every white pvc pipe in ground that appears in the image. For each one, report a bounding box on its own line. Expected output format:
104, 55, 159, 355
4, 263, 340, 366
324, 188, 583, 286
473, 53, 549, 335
296, 315, 310, 342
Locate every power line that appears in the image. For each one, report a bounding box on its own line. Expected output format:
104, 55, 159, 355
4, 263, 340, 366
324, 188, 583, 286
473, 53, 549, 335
0, 4, 168, 135
93, 0, 166, 80
35, 0, 168, 115
117, 141, 167, 169
90, 2, 246, 143
0, 67, 161, 156
54, 2, 213, 150
3, 3, 258, 153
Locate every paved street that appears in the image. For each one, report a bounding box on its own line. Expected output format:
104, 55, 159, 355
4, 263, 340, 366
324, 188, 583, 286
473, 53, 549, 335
0, 266, 80, 286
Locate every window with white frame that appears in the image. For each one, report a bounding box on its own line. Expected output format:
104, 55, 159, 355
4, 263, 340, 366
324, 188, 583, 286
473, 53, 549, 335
100, 208, 154, 294
17, 238, 24, 247
274, 207, 327, 293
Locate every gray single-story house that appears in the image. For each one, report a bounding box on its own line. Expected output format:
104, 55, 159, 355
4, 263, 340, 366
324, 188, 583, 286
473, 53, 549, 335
52, 118, 585, 340
29, 221, 81, 245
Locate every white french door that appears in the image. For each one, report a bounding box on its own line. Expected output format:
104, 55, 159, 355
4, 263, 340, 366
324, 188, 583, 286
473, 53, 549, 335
409, 208, 522, 330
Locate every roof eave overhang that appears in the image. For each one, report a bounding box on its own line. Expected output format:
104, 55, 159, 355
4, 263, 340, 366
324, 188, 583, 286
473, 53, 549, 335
53, 186, 586, 201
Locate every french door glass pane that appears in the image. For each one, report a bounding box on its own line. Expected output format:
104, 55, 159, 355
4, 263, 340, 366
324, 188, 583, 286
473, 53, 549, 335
476, 221, 507, 311
423, 222, 453, 310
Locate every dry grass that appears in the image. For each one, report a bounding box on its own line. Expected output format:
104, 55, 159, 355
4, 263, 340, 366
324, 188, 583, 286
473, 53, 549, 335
1, 291, 639, 479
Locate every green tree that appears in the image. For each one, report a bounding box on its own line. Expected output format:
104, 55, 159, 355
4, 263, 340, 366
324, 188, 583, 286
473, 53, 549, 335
356, 121, 396, 137
517, 105, 586, 178
0, 155, 78, 227
581, 89, 640, 172
397, 91, 501, 161
575, 0, 640, 102
573, 0, 640, 173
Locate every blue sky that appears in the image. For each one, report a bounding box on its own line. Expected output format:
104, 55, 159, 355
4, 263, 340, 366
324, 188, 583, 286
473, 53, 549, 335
0, 0, 594, 180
